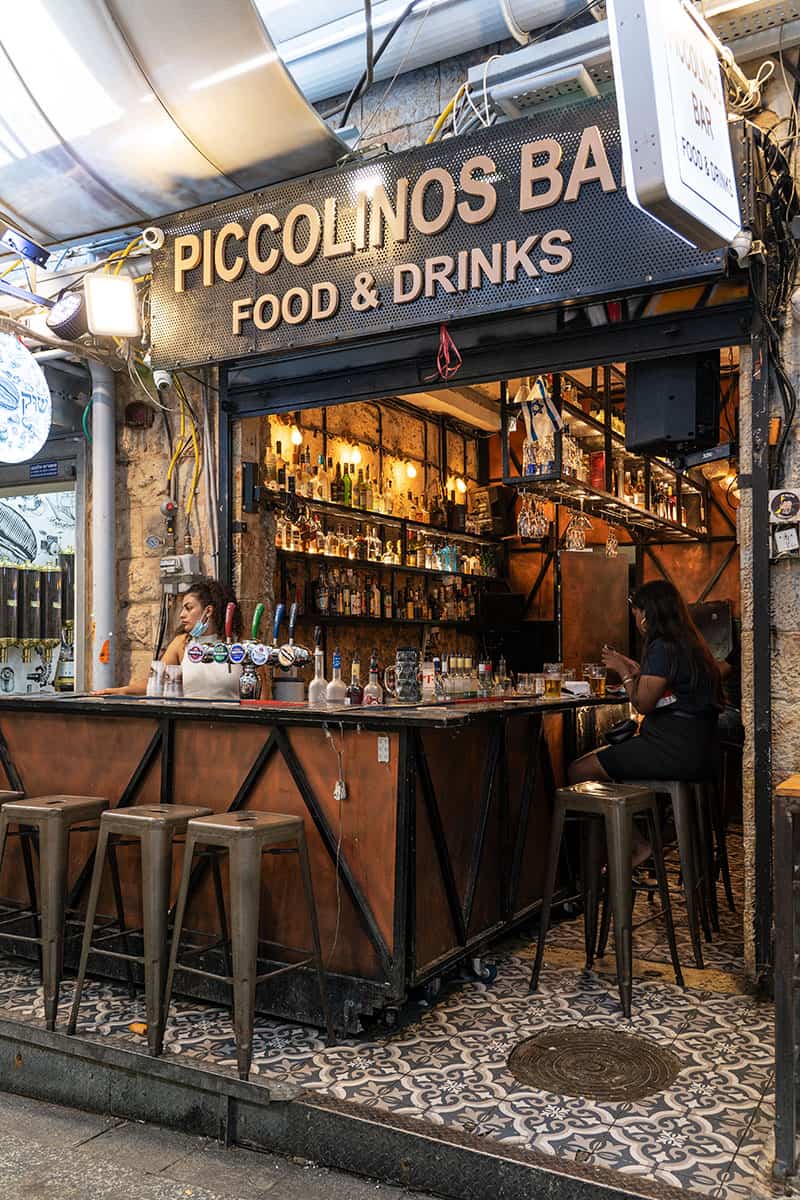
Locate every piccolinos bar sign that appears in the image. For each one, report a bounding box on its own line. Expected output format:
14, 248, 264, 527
149, 97, 724, 368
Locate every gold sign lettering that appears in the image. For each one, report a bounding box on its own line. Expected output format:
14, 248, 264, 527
214, 222, 246, 283
174, 235, 202, 293
411, 168, 456, 235
519, 138, 564, 212
564, 126, 617, 202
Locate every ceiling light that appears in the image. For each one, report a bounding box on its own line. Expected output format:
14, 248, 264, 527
45, 291, 88, 341
0, 333, 52, 462
84, 273, 140, 338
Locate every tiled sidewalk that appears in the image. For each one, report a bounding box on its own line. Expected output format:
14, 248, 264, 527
0, 829, 781, 1200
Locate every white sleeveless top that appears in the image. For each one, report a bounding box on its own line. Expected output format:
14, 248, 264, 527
181, 636, 242, 701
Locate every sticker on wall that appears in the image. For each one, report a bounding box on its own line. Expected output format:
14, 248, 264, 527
0, 334, 52, 463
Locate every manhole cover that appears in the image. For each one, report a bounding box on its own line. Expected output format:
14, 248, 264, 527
507, 1026, 682, 1101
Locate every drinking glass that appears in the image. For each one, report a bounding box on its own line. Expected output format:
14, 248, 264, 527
543, 662, 563, 698
531, 673, 545, 697
590, 665, 607, 697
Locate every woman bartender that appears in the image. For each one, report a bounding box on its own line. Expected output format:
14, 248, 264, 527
94, 576, 244, 700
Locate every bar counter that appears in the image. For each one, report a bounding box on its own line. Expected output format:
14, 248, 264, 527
0, 693, 627, 1031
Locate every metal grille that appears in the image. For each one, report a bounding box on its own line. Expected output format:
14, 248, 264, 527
151, 97, 724, 369
508, 1026, 682, 1101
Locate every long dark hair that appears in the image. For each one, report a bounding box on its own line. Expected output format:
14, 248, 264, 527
630, 580, 721, 703
183, 576, 243, 640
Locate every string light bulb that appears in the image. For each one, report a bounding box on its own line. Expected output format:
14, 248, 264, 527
405, 461, 417, 479
351, 444, 362, 465
290, 425, 303, 446
455, 477, 467, 495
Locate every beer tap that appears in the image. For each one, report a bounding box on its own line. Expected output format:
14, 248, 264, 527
272, 602, 309, 702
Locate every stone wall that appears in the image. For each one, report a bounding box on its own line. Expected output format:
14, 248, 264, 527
113, 370, 217, 688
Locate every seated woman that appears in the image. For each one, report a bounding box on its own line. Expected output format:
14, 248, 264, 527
94, 576, 244, 700
568, 580, 722, 858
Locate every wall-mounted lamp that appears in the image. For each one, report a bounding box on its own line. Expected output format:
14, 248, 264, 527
84, 273, 140, 338
405, 461, 417, 479
455, 477, 467, 495
290, 424, 303, 446
351, 444, 362, 465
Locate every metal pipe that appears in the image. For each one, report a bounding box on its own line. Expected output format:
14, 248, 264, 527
33, 351, 90, 381
89, 362, 115, 690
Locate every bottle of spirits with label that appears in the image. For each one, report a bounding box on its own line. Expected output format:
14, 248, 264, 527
363, 652, 383, 705
343, 463, 353, 507
345, 652, 363, 706
274, 441, 286, 490
307, 630, 328, 705
315, 455, 329, 501
332, 461, 343, 504
325, 649, 347, 704
265, 442, 278, 490
356, 468, 366, 509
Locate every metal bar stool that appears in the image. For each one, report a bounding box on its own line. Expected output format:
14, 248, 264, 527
530, 781, 683, 1017
0, 795, 108, 1029
160, 810, 334, 1080
67, 804, 212, 1055
0, 790, 39, 961
620, 779, 714, 968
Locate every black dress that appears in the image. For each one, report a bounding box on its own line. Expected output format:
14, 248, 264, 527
597, 637, 719, 782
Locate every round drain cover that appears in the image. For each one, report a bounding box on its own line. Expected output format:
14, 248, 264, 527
508, 1026, 682, 1101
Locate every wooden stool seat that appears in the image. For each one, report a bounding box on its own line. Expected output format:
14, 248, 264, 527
68, 803, 212, 1055
0, 794, 108, 1029
530, 781, 683, 1017
160, 808, 334, 1079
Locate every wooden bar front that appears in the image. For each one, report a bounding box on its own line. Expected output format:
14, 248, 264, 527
0, 695, 624, 1031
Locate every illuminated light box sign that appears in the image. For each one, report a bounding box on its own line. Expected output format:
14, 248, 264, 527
607, 0, 741, 249
149, 98, 725, 369
0, 334, 52, 463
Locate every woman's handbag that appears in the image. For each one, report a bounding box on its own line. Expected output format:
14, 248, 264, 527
605, 718, 638, 745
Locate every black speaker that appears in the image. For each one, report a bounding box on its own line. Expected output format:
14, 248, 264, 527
625, 353, 720, 454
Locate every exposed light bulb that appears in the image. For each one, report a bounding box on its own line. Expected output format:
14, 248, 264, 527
406, 461, 417, 479
455, 477, 467, 495
351, 444, 362, 465
290, 425, 303, 446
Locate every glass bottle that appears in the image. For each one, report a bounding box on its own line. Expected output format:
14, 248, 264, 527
325, 649, 347, 704
343, 463, 352, 507
308, 636, 328, 705
274, 441, 286, 490
365, 465, 374, 512
356, 468, 366, 509
265, 442, 277, 491
363, 652, 384, 705
384, 479, 394, 515
315, 454, 329, 501
345, 653, 363, 706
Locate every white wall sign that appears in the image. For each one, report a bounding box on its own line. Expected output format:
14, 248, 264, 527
0, 333, 52, 463
607, 0, 741, 250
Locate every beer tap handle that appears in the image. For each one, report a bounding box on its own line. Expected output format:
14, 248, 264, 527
272, 603, 285, 645
251, 602, 265, 641
288, 602, 298, 645
224, 603, 236, 641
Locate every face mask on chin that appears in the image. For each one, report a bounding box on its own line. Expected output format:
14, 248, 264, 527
189, 612, 210, 639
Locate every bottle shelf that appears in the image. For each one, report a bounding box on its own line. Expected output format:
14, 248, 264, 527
265, 491, 500, 545
296, 613, 479, 629
277, 549, 497, 581
503, 474, 707, 541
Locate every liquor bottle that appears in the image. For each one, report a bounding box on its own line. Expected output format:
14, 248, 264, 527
634, 469, 646, 509
384, 479, 394, 515
308, 629, 328, 705
363, 652, 384, 705
316, 455, 329, 501
429, 484, 446, 528
332, 461, 343, 504
345, 653, 363, 706
325, 649, 347, 704
275, 441, 286, 490
315, 569, 330, 615
356, 468, 366, 509
343, 463, 353, 507
265, 443, 278, 490
383, 587, 393, 619
365, 466, 374, 512
371, 577, 381, 618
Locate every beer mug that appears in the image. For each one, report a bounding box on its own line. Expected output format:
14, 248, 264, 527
384, 647, 422, 703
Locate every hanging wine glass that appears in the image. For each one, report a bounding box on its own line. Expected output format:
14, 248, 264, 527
605, 524, 620, 558
532, 500, 550, 539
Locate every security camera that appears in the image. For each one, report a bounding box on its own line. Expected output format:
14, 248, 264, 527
153, 369, 173, 392
142, 226, 166, 251
729, 228, 753, 265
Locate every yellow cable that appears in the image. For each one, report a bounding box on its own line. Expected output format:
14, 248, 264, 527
166, 395, 186, 484
426, 85, 465, 143
175, 375, 202, 517
0, 259, 21, 280
103, 236, 142, 275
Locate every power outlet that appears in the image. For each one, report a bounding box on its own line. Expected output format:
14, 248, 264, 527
377, 735, 390, 764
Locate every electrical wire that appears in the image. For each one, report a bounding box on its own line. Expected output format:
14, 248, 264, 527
353, 0, 436, 147
337, 0, 427, 129
81, 396, 93, 444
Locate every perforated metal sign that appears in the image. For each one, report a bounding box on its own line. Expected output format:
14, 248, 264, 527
150, 97, 725, 369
